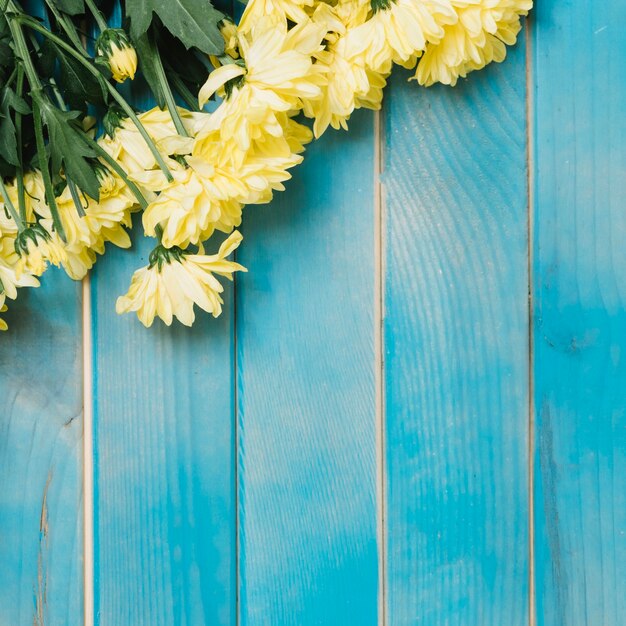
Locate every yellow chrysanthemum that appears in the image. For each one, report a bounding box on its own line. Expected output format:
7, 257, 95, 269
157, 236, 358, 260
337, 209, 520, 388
415, 0, 532, 86
303, 37, 374, 136
14, 227, 68, 277
116, 231, 247, 327
239, 0, 315, 34
199, 17, 325, 114
138, 165, 222, 248
345, 0, 456, 73
96, 28, 137, 83
0, 238, 39, 330
100, 107, 209, 175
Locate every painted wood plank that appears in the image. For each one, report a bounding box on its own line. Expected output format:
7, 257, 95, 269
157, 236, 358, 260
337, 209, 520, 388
91, 221, 236, 625
383, 44, 530, 624
532, 2, 626, 624
236, 109, 379, 625
0, 270, 83, 626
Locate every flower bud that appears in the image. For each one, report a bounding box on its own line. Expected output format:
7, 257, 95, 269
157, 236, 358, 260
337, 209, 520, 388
96, 29, 138, 83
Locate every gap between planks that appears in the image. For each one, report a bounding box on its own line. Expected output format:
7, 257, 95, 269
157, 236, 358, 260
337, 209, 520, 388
83, 274, 94, 626
374, 109, 388, 626
525, 16, 536, 626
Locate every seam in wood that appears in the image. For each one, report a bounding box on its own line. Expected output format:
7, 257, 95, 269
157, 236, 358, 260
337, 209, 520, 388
82, 274, 94, 626
525, 17, 536, 626
374, 108, 387, 626
233, 263, 241, 626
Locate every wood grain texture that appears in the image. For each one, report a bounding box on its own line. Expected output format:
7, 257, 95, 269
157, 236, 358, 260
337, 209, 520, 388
91, 221, 236, 626
236, 109, 379, 626
383, 44, 530, 624
532, 2, 626, 624
0, 270, 83, 626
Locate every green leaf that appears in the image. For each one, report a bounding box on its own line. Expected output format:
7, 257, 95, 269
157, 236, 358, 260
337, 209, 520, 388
55, 45, 108, 109
126, 0, 225, 55
0, 87, 30, 167
0, 13, 14, 81
133, 32, 167, 109
33, 94, 100, 201
48, 0, 85, 16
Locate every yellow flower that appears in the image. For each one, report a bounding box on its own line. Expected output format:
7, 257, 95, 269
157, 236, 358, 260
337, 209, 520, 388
0, 172, 42, 239
415, 0, 532, 86
116, 231, 247, 327
344, 0, 456, 72
199, 17, 325, 113
220, 19, 240, 58
239, 0, 315, 34
139, 166, 222, 248
35, 170, 135, 256
0, 238, 39, 330
303, 38, 373, 136
14, 226, 67, 277
99, 107, 209, 175
96, 29, 138, 83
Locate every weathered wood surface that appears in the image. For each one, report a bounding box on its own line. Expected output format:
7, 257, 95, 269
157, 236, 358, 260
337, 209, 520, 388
236, 109, 379, 625
532, 2, 626, 624
2, 1, 626, 625
0, 272, 83, 626
383, 41, 530, 625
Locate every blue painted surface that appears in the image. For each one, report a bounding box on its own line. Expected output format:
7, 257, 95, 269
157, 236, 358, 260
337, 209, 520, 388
532, 2, 626, 624
4, 2, 626, 625
91, 223, 236, 626
236, 108, 379, 626
0, 270, 83, 626
383, 41, 530, 625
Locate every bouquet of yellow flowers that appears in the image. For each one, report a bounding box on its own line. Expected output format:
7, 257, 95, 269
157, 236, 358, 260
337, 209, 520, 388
0, 0, 531, 330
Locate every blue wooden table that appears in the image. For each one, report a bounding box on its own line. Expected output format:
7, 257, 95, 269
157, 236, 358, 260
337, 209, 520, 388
1, 1, 625, 624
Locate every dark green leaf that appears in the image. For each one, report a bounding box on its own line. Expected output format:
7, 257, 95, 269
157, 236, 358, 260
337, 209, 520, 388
34, 94, 100, 200
159, 29, 210, 99
48, 0, 85, 16
0, 87, 30, 167
133, 33, 166, 109
34, 38, 57, 80
126, 0, 225, 55
56, 45, 108, 109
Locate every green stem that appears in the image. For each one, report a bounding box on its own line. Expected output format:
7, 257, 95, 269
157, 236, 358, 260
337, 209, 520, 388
15, 66, 27, 224
18, 17, 174, 182
149, 32, 189, 137
78, 134, 149, 210
42, 0, 87, 53
0, 178, 25, 231
6, 2, 42, 92
67, 178, 86, 217
32, 99, 66, 242
83, 0, 108, 32
164, 65, 200, 112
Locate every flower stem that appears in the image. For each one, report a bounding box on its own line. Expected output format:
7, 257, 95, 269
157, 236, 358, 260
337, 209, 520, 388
32, 98, 67, 242
165, 65, 201, 112
83, 0, 108, 32
18, 16, 174, 182
0, 178, 25, 232
67, 178, 87, 217
149, 32, 190, 137
14, 66, 27, 224
5, 2, 42, 92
